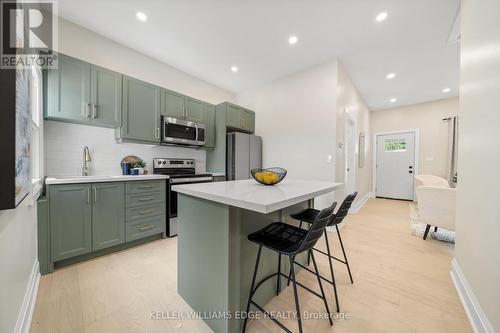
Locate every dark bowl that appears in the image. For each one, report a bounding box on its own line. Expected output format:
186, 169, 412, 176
251, 167, 287, 186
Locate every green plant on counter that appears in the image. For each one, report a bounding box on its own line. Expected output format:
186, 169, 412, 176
133, 160, 146, 168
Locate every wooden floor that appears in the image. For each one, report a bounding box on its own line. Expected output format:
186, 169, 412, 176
30, 198, 472, 333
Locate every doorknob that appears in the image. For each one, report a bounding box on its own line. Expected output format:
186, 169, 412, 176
347, 168, 350, 172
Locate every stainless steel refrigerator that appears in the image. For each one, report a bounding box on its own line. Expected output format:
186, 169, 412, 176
227, 132, 262, 180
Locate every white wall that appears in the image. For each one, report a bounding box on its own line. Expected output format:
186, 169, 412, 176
0, 200, 38, 333
238, 62, 338, 209
370, 98, 459, 179
44, 18, 237, 176
335, 63, 372, 202
454, 0, 500, 331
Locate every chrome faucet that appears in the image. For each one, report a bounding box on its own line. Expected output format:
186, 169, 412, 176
82, 146, 92, 176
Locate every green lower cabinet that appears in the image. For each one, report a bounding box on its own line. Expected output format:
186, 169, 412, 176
50, 184, 92, 262
91, 182, 125, 251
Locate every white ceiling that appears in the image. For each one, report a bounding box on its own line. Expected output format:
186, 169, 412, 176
58, 0, 460, 110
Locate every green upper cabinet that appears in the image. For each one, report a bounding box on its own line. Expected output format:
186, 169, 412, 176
204, 103, 216, 148
90, 65, 122, 128
45, 53, 122, 128
92, 182, 125, 251
49, 184, 92, 262
46, 54, 91, 124
161, 88, 185, 119
221, 102, 255, 133
185, 96, 205, 123
120, 76, 161, 144
226, 103, 241, 129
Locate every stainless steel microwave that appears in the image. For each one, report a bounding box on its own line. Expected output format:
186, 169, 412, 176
161, 116, 205, 147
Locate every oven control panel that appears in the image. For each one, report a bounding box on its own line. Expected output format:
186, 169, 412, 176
153, 158, 195, 169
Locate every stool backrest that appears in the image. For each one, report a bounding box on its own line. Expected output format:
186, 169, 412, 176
296, 201, 337, 254
329, 192, 358, 226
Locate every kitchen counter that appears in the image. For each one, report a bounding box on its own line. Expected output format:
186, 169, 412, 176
173, 179, 342, 214
175, 178, 342, 333
45, 174, 169, 185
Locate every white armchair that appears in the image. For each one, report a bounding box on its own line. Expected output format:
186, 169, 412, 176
414, 174, 450, 188
415, 185, 456, 239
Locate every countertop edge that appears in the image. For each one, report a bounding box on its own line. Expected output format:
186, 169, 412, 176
45, 175, 170, 185
173, 183, 343, 214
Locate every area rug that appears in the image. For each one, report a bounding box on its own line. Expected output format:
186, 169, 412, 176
410, 203, 455, 243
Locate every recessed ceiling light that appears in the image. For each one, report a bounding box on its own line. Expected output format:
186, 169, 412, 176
288, 35, 298, 45
136, 11, 147, 22
376, 12, 388, 22
231, 66, 238, 73
390, 98, 397, 103
386, 72, 396, 80
442, 88, 451, 93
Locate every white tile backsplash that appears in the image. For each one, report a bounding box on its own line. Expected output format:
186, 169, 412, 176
44, 121, 206, 177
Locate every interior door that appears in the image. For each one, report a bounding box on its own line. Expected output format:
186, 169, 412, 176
376, 132, 416, 200
345, 115, 356, 195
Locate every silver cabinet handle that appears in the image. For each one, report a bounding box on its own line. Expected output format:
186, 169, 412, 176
156, 128, 160, 139
139, 185, 153, 189
139, 209, 154, 215
139, 225, 154, 231
87, 188, 91, 204
139, 197, 154, 202
92, 104, 97, 119
83, 103, 91, 119
93, 187, 97, 203
185, 106, 189, 118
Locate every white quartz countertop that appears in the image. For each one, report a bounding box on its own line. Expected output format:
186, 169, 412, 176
172, 179, 343, 214
45, 174, 169, 185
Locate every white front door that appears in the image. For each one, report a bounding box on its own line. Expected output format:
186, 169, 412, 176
376, 132, 416, 200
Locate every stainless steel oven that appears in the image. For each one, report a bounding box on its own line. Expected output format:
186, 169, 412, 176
153, 158, 213, 237
161, 116, 205, 147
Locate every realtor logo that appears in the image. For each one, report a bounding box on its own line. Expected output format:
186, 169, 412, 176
1, 0, 58, 69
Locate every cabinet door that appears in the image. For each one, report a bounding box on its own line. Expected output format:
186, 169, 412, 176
161, 89, 185, 119
242, 110, 255, 133
122, 76, 161, 143
90, 65, 122, 128
92, 182, 125, 251
185, 96, 205, 123
226, 103, 242, 129
50, 184, 92, 261
204, 103, 216, 148
46, 54, 91, 123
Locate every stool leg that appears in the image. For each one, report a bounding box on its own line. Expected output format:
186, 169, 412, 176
335, 224, 354, 284
289, 255, 303, 333
276, 253, 281, 295
324, 230, 340, 312
299, 220, 303, 229
311, 251, 333, 326
242, 245, 263, 333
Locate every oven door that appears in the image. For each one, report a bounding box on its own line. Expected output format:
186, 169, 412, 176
162, 116, 201, 146
167, 176, 213, 236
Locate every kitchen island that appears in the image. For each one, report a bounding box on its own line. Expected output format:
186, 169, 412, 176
172, 179, 342, 333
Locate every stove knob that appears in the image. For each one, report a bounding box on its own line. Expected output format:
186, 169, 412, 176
163, 161, 167, 164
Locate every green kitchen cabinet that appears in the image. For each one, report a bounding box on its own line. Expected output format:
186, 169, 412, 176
161, 88, 185, 119
90, 65, 122, 128
185, 96, 205, 123
220, 102, 255, 133
45, 54, 122, 128
46, 54, 91, 124
241, 109, 255, 133
91, 182, 125, 251
119, 76, 161, 143
204, 103, 216, 148
49, 184, 92, 262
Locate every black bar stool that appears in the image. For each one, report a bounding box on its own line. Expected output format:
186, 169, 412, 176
242, 203, 337, 333
288, 192, 358, 313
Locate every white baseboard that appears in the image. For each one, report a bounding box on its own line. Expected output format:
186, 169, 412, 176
450, 258, 494, 333
349, 191, 372, 214
14, 260, 40, 333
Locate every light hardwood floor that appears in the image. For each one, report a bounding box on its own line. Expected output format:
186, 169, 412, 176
30, 198, 472, 333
